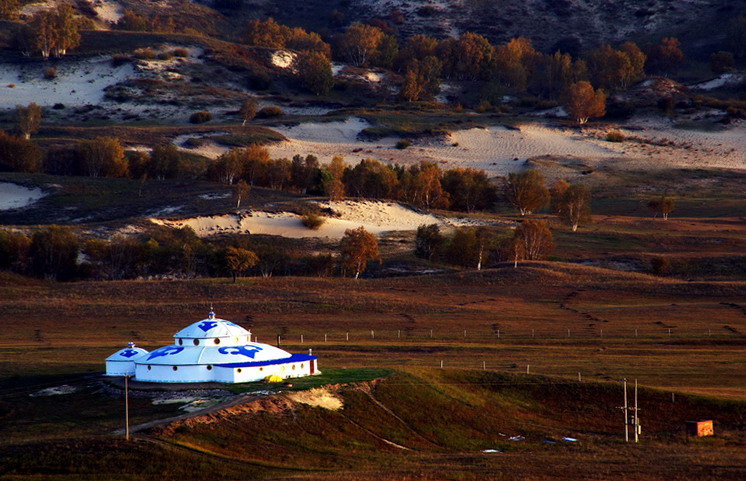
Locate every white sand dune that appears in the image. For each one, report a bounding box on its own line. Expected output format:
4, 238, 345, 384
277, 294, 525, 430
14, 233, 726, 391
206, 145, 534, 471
268, 116, 746, 176
268, 119, 623, 176
0, 182, 45, 210
151, 200, 446, 239
0, 56, 136, 109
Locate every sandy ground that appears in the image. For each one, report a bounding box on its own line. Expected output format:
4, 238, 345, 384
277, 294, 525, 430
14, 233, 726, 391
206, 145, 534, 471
263, 115, 746, 177
0, 56, 136, 109
150, 200, 470, 239
0, 182, 46, 210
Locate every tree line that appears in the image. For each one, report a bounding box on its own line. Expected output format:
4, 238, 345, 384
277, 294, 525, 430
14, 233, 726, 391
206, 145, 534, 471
0, 223, 385, 282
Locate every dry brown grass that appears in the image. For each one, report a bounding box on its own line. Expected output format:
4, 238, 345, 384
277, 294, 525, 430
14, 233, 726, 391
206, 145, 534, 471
0, 262, 744, 398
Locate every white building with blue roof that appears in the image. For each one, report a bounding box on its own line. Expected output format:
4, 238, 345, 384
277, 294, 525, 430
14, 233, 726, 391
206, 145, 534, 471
105, 312, 319, 383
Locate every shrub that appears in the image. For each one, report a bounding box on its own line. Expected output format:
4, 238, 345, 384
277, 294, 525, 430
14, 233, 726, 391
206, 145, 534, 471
249, 72, 272, 90
189, 111, 211, 124
111, 54, 130, 67
651, 256, 670, 275
53, 103, 65, 109
157, 51, 174, 61
395, 139, 411, 149
172, 48, 189, 58
417, 5, 436, 16
256, 106, 282, 118
300, 209, 325, 230
133, 47, 156, 60
606, 130, 625, 142
43, 67, 57, 80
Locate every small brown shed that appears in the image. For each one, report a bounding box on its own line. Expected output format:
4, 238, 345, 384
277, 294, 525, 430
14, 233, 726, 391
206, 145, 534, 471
685, 420, 714, 437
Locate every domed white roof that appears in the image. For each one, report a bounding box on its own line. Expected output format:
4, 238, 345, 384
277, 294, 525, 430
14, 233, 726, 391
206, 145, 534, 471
174, 312, 250, 339
105, 343, 149, 362
140, 342, 293, 366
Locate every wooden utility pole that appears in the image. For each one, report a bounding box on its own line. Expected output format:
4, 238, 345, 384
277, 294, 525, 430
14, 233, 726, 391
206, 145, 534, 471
634, 379, 639, 443
623, 379, 629, 442
125, 375, 130, 441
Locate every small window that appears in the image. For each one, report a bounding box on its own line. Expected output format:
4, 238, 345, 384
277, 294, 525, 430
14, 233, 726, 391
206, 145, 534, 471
178, 339, 183, 346
173, 366, 178, 371
301, 363, 304, 369
193, 339, 199, 346
234, 337, 238, 343
206, 365, 212, 371
259, 367, 263, 372
147, 365, 152, 371
292, 364, 296, 370
214, 338, 220, 345
237, 368, 242, 373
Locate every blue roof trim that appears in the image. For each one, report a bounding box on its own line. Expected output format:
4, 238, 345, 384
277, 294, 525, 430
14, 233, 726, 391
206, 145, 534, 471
217, 353, 316, 368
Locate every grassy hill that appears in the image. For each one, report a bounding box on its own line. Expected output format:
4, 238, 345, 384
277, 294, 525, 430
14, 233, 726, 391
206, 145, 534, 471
0, 368, 744, 480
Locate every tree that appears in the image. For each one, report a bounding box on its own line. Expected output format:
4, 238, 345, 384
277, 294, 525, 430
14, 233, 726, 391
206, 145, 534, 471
29, 225, 79, 281
339, 227, 380, 279
510, 219, 554, 267
344, 158, 398, 199
116, 10, 148, 31
549, 179, 569, 214
322, 155, 347, 201
213, 148, 245, 184
399, 56, 441, 102
0, 130, 42, 172
239, 99, 257, 126
647, 37, 684, 76
564, 81, 606, 125
233, 180, 250, 208
445, 228, 479, 268
77, 137, 128, 178
266, 158, 292, 190
0, 229, 31, 273
415, 224, 444, 261
494, 37, 537, 90
409, 162, 448, 208
450, 32, 496, 81
505, 169, 549, 216
710, 51, 735, 74
51, 3, 80, 57
335, 22, 383, 67
297, 51, 334, 96
242, 18, 285, 48
0, 0, 20, 20
225, 246, 258, 282
441, 168, 496, 212
29, 4, 80, 58
149, 143, 181, 180
555, 184, 591, 231
648, 195, 675, 220
16, 103, 41, 140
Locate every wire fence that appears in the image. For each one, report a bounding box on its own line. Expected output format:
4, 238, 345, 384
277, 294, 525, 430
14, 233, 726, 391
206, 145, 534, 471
259, 325, 743, 346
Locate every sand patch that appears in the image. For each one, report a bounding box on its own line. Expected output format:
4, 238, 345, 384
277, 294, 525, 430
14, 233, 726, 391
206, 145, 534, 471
0, 182, 45, 210
287, 387, 343, 411
268, 120, 623, 176
0, 56, 135, 108
150, 200, 445, 239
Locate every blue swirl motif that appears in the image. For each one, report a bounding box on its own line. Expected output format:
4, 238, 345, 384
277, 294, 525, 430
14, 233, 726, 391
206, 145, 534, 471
198, 321, 219, 332
147, 346, 184, 361
119, 349, 139, 358
218, 345, 263, 359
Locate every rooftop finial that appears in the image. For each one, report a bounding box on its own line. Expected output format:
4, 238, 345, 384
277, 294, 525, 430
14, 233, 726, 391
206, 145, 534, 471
128, 341, 135, 348
208, 310, 215, 319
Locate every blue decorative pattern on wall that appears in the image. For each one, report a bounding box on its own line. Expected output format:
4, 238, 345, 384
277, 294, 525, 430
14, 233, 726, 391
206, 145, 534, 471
218, 345, 263, 359
147, 346, 184, 360
119, 349, 139, 358
198, 321, 219, 332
